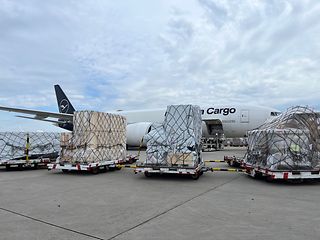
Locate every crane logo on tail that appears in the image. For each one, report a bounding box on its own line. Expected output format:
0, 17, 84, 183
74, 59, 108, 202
60, 99, 69, 113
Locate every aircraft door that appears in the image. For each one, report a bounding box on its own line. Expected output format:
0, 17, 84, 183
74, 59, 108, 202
240, 110, 249, 123
203, 120, 223, 136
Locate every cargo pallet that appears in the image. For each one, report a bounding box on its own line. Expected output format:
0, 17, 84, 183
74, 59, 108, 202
2, 158, 52, 170
134, 163, 206, 180
243, 163, 320, 181
201, 138, 223, 152
47, 160, 118, 174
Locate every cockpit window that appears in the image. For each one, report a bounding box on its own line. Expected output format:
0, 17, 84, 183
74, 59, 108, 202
271, 112, 281, 116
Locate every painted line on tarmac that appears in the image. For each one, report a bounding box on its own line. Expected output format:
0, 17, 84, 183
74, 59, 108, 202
106, 175, 241, 240
0, 207, 104, 240
205, 160, 225, 163
211, 167, 245, 172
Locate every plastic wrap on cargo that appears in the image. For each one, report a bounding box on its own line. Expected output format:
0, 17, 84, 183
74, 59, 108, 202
144, 105, 202, 167
245, 106, 320, 170
0, 132, 60, 161
59, 111, 126, 163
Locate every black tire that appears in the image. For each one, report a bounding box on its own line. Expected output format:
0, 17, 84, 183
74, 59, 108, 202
5, 165, 11, 171
62, 169, 69, 173
191, 172, 200, 180
91, 167, 99, 174
266, 175, 274, 182
33, 163, 38, 170
144, 172, 152, 177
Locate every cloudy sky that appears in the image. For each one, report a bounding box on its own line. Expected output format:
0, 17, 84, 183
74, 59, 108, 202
0, 0, 320, 131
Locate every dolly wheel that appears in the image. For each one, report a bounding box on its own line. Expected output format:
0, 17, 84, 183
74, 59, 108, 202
144, 172, 152, 178
91, 167, 99, 174
191, 172, 200, 180
128, 158, 134, 164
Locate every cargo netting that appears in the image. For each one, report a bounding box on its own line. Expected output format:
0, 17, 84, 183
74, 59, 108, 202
245, 106, 320, 170
144, 105, 203, 167
59, 111, 126, 163
0, 132, 60, 161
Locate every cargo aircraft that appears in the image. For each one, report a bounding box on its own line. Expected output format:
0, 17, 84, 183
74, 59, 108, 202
0, 85, 281, 146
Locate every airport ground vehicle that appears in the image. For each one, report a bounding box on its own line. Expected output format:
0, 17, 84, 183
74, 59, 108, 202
48, 155, 138, 174
47, 160, 117, 174
243, 162, 320, 181
2, 157, 52, 170
133, 158, 246, 179
134, 161, 206, 180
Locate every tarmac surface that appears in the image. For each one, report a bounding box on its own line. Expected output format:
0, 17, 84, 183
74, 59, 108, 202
0, 147, 319, 240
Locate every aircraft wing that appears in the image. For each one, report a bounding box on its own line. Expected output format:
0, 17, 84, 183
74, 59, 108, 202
0, 105, 73, 122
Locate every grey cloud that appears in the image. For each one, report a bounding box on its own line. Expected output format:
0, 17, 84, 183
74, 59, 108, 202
1, 0, 320, 132
198, 0, 228, 28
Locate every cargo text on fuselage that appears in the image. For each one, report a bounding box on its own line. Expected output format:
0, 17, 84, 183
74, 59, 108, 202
201, 108, 237, 116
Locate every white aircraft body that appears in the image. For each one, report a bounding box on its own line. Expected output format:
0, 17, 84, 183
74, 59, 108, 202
119, 105, 280, 146
0, 85, 280, 146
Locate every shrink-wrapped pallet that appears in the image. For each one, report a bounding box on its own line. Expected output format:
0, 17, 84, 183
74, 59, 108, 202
0, 132, 60, 161
144, 105, 202, 167
59, 111, 126, 163
245, 106, 320, 170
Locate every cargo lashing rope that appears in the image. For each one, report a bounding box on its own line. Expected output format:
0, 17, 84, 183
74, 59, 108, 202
245, 106, 320, 171
0, 132, 60, 161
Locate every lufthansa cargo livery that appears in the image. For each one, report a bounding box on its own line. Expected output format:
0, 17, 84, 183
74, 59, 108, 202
0, 85, 281, 146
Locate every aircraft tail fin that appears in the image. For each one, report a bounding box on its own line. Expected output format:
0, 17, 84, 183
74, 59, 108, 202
54, 85, 76, 114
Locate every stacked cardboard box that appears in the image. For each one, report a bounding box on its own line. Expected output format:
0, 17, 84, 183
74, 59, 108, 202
59, 111, 126, 163
60, 132, 72, 148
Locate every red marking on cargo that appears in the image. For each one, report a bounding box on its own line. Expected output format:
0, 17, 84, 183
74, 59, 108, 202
77, 164, 81, 171
283, 172, 289, 180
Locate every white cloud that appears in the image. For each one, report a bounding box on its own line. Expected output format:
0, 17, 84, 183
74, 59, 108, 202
0, 0, 320, 131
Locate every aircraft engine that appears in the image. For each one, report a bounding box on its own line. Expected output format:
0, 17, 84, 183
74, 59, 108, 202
126, 122, 153, 146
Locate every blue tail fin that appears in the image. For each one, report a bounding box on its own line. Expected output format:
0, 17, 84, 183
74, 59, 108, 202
54, 85, 75, 114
